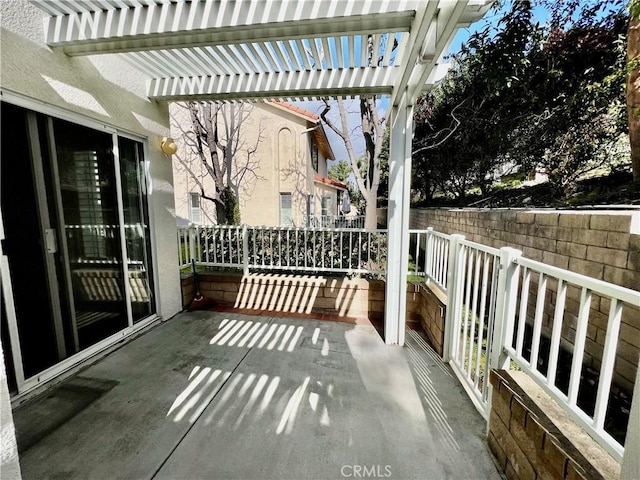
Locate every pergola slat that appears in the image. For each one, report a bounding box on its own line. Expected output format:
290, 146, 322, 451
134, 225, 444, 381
147, 67, 398, 102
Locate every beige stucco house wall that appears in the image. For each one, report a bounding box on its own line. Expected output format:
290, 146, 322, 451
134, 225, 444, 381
171, 101, 346, 227
1, 0, 184, 475
1, 0, 181, 320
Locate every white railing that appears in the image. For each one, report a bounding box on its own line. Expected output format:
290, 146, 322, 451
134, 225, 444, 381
498, 255, 640, 462
440, 234, 640, 463
409, 227, 450, 292
303, 215, 365, 229
178, 225, 387, 275
445, 236, 501, 418
177, 223, 640, 465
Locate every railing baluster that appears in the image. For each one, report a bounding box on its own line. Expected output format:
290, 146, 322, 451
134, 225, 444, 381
454, 246, 468, 361
474, 252, 490, 389
426, 234, 433, 278
189, 226, 196, 262
242, 225, 249, 275
461, 248, 473, 363
593, 298, 622, 430
414, 232, 420, 277
253, 228, 257, 266
340, 230, 343, 270
261, 229, 266, 268
529, 273, 547, 371
467, 249, 482, 377
358, 231, 362, 270
567, 287, 592, 406
482, 255, 500, 401
349, 231, 353, 270
516, 267, 531, 356
547, 279, 567, 387
204, 227, 210, 263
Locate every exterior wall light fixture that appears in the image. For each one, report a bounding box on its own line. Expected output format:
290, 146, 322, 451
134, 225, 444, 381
161, 137, 178, 155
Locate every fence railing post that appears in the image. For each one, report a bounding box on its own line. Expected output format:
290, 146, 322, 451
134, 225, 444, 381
443, 234, 465, 362
490, 246, 522, 371
189, 225, 196, 263
425, 227, 434, 281
242, 224, 249, 276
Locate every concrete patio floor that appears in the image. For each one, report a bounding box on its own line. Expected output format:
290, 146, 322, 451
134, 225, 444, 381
13, 311, 500, 480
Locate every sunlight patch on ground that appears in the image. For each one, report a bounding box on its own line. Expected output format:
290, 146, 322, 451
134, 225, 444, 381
406, 329, 459, 451
210, 319, 303, 352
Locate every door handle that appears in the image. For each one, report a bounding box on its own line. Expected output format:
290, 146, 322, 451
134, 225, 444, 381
45, 228, 58, 253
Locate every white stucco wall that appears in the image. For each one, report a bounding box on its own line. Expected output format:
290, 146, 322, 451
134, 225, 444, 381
0, 0, 181, 321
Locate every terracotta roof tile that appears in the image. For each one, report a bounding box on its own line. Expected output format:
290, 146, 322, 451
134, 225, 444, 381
271, 101, 319, 121
314, 174, 348, 190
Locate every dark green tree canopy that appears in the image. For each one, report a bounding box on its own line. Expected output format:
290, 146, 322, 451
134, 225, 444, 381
412, 0, 629, 203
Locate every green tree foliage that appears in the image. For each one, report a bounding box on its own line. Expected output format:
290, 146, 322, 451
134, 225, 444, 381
328, 160, 352, 183
629, 0, 640, 181
413, 0, 629, 201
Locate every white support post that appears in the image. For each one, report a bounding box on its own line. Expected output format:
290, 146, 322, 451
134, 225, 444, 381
621, 358, 640, 479
384, 100, 413, 346
442, 234, 465, 362
490, 247, 522, 371
485, 246, 521, 434
242, 224, 250, 276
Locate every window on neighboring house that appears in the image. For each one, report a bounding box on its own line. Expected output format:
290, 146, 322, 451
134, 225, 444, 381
190, 192, 201, 224
310, 137, 319, 172
321, 196, 330, 216
280, 192, 293, 226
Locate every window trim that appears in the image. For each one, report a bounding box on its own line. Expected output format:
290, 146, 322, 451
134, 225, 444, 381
190, 192, 201, 224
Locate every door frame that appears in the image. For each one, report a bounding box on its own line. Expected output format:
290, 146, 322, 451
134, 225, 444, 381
1, 90, 160, 397
0, 213, 26, 389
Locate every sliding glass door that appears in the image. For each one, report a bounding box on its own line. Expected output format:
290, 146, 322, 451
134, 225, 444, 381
0, 101, 155, 392
118, 137, 155, 323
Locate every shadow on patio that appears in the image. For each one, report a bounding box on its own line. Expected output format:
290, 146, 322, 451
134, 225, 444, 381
13, 311, 500, 480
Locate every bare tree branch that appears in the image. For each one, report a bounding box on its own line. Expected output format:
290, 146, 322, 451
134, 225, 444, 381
412, 100, 466, 155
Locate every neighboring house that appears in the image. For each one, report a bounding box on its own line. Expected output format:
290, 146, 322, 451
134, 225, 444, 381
172, 101, 347, 227
0, 1, 181, 401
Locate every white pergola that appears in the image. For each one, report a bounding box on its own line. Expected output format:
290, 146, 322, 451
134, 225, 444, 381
32, 0, 493, 346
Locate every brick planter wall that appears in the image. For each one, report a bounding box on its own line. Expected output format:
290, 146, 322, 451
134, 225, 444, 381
181, 272, 447, 354
410, 208, 640, 393
488, 370, 619, 480
415, 283, 446, 356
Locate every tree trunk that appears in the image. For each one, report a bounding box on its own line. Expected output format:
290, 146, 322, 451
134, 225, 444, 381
629, 8, 640, 181
364, 194, 378, 229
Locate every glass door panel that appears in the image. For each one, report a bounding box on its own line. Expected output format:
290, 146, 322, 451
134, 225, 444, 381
118, 137, 155, 322
53, 119, 128, 349
0, 103, 72, 378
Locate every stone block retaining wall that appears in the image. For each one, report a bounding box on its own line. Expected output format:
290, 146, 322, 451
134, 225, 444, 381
488, 370, 619, 480
181, 273, 446, 354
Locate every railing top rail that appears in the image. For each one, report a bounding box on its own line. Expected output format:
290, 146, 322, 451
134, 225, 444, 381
408, 228, 451, 240
517, 256, 640, 307
177, 225, 388, 234
250, 226, 388, 233
458, 238, 501, 256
